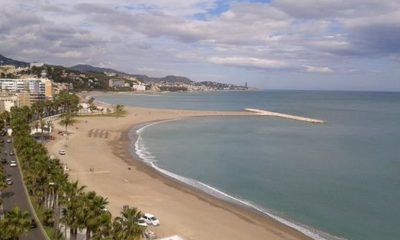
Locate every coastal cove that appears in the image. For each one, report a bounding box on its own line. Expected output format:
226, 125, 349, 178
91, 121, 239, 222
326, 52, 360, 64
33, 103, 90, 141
47, 106, 313, 240
95, 91, 400, 240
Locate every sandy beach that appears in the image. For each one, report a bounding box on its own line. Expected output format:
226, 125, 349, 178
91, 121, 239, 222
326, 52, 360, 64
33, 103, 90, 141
47, 106, 312, 240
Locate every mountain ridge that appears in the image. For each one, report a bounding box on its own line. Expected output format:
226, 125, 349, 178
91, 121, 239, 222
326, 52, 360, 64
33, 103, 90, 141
0, 54, 29, 67
70, 64, 195, 84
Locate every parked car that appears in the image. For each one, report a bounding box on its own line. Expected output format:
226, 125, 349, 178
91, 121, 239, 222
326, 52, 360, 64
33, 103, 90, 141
143, 213, 160, 226
136, 217, 148, 227
6, 177, 13, 185
1, 158, 7, 164
10, 161, 17, 167
6, 139, 11, 143
59, 149, 66, 155
9, 151, 14, 156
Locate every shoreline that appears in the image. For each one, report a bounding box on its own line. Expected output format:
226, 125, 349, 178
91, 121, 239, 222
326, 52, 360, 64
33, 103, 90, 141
129, 119, 338, 240
47, 106, 316, 240
120, 118, 315, 240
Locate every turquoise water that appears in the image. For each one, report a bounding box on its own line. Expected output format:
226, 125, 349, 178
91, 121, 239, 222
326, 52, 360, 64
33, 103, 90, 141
97, 91, 400, 240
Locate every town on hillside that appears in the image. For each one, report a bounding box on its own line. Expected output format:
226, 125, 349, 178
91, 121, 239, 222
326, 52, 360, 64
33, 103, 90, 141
0, 54, 252, 112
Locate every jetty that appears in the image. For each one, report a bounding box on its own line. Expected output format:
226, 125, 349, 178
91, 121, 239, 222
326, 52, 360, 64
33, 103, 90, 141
245, 108, 326, 124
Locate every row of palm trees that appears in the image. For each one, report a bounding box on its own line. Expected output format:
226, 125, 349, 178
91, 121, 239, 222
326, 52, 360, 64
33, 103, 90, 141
8, 100, 145, 240
30, 91, 80, 121
0, 207, 32, 240
0, 112, 33, 240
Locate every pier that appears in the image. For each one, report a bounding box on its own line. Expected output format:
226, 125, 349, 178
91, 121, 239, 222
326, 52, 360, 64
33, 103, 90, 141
245, 108, 326, 124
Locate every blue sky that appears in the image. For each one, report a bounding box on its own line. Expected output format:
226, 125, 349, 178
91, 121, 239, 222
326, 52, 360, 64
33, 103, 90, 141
0, 0, 399, 91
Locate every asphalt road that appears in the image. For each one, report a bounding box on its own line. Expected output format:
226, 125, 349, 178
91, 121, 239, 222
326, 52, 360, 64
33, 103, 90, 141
1, 135, 47, 240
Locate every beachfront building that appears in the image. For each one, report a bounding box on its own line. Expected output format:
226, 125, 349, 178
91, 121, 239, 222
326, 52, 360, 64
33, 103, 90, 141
0, 76, 54, 107
132, 84, 146, 91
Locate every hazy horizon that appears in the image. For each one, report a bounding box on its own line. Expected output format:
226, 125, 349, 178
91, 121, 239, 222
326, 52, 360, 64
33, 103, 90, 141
1, 0, 399, 91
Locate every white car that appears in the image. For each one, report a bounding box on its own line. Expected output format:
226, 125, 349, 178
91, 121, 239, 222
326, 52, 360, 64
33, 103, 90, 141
6, 177, 13, 185
136, 217, 148, 227
10, 161, 17, 167
59, 149, 66, 155
6, 139, 11, 143
143, 213, 160, 226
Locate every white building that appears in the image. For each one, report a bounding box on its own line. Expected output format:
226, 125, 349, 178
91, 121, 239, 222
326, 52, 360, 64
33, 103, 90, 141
132, 84, 146, 91
0, 77, 47, 94
0, 77, 54, 104
30, 62, 44, 68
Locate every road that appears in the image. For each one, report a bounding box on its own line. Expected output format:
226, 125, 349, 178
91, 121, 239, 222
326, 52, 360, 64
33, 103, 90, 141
1, 135, 47, 240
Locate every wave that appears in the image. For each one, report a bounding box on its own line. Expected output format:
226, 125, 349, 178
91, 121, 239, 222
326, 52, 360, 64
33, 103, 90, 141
129, 121, 345, 240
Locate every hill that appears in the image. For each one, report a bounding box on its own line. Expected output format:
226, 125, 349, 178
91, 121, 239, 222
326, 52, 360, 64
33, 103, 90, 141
0, 54, 29, 67
70, 64, 125, 75
70, 64, 194, 85
0, 54, 250, 91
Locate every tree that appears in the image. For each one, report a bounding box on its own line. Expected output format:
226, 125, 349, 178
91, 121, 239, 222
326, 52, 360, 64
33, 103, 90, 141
39, 119, 46, 142
114, 104, 127, 118
112, 206, 144, 240
81, 191, 110, 240
9, 103, 147, 240
0, 207, 32, 240
55, 91, 80, 113
31, 101, 45, 121
46, 120, 54, 135
0, 167, 7, 209
59, 113, 77, 133
88, 97, 95, 105
60, 181, 86, 239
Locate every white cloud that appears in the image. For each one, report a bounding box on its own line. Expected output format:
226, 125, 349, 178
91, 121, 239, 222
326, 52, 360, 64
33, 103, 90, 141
303, 66, 333, 73
0, 0, 399, 90
208, 56, 288, 69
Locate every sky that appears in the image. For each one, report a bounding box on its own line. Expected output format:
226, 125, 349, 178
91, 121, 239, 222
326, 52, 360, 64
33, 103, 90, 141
0, 0, 399, 91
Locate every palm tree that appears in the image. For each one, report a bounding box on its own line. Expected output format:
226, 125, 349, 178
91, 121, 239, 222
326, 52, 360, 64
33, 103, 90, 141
34, 120, 39, 134
31, 101, 45, 121
46, 120, 54, 136
39, 119, 46, 142
2, 207, 32, 240
59, 113, 77, 133
0, 168, 7, 211
91, 212, 112, 240
82, 191, 110, 240
60, 181, 86, 239
112, 206, 144, 240
114, 104, 127, 118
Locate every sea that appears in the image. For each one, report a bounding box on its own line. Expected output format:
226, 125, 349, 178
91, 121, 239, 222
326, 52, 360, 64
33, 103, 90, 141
96, 91, 400, 240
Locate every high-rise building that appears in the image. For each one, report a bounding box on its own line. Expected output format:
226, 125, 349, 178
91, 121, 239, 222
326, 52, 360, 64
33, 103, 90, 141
44, 78, 53, 99
0, 76, 54, 106
18, 91, 31, 107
